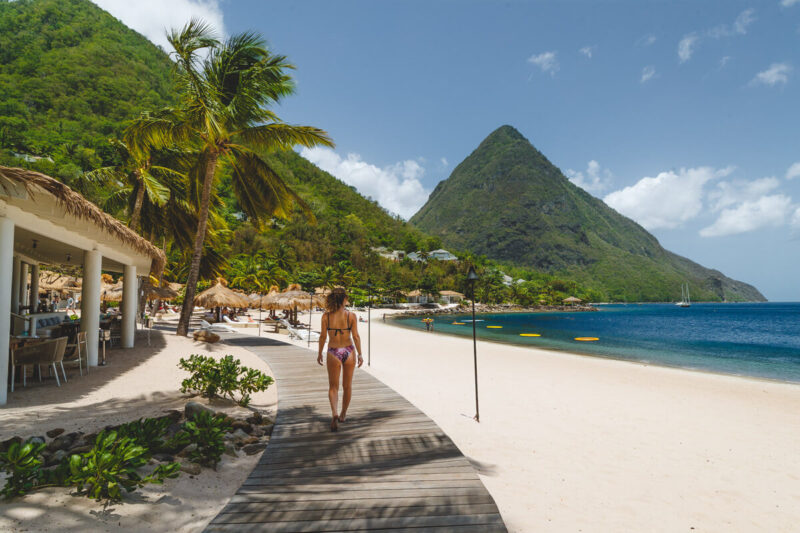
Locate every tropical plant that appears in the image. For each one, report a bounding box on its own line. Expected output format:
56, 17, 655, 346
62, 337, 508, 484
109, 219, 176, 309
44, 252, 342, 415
0, 439, 46, 498
67, 431, 180, 501
130, 20, 334, 336
178, 354, 274, 406
180, 410, 231, 468
79, 137, 185, 233
117, 417, 172, 452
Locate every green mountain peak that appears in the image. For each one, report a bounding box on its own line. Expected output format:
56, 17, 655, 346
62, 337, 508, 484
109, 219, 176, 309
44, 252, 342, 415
411, 126, 765, 302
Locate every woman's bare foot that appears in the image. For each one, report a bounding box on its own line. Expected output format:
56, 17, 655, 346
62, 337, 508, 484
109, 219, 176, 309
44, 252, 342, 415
330, 415, 339, 432
338, 413, 346, 423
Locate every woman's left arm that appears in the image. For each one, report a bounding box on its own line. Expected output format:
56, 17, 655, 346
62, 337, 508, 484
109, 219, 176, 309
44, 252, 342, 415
351, 312, 363, 367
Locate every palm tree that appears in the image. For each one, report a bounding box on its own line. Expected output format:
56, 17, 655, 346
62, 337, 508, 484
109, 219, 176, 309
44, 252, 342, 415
317, 266, 336, 291
271, 243, 295, 274
131, 21, 334, 336
82, 138, 185, 233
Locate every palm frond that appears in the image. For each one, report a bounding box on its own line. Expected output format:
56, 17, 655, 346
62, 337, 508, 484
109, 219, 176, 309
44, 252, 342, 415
237, 123, 334, 152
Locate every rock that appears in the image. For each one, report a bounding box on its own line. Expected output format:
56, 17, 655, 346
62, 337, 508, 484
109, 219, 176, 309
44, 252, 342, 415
251, 427, 265, 438
185, 401, 215, 420
162, 410, 183, 423
223, 432, 235, 441
223, 443, 237, 457
67, 444, 92, 455
47, 434, 75, 452
46, 428, 65, 438
177, 443, 198, 458
29, 436, 46, 445
192, 329, 220, 343
242, 436, 259, 446
45, 449, 68, 467
245, 412, 263, 425
0, 436, 22, 452
180, 462, 202, 475
242, 443, 267, 456
152, 453, 175, 463
231, 429, 249, 442
231, 420, 252, 434
264, 424, 274, 436
83, 433, 98, 445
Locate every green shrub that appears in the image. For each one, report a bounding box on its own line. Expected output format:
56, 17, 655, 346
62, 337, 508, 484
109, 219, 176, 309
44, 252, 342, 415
67, 431, 179, 501
0, 439, 46, 498
178, 354, 274, 406
180, 411, 231, 468
117, 417, 171, 451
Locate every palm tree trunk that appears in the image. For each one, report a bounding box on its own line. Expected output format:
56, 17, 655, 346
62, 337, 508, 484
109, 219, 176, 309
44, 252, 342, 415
130, 174, 145, 232
177, 152, 218, 336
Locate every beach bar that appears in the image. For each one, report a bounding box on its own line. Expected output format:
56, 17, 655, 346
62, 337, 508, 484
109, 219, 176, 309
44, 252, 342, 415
0, 166, 165, 405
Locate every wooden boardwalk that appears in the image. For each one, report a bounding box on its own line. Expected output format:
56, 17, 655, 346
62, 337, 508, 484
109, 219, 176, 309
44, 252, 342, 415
205, 335, 507, 532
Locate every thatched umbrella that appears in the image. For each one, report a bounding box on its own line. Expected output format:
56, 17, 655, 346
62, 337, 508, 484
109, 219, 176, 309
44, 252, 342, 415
39, 271, 80, 294
563, 296, 582, 305
194, 278, 250, 321
144, 282, 178, 301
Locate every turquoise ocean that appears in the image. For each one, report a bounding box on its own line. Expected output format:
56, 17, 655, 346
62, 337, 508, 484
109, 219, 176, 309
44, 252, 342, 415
394, 303, 800, 383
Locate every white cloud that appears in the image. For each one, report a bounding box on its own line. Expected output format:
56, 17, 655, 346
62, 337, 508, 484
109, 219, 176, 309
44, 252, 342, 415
604, 166, 733, 230
791, 207, 800, 229
751, 63, 792, 86
579, 46, 595, 59
708, 177, 780, 211
678, 34, 698, 63
786, 162, 800, 180
91, 0, 226, 51
637, 33, 657, 47
440, 157, 448, 167
300, 147, 430, 219
640, 65, 656, 83
719, 56, 732, 69
700, 195, 792, 237
733, 8, 756, 34
566, 160, 613, 194
528, 51, 559, 75
781, 0, 800, 7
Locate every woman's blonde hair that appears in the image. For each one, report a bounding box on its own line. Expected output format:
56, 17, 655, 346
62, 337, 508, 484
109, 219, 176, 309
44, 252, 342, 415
325, 288, 347, 313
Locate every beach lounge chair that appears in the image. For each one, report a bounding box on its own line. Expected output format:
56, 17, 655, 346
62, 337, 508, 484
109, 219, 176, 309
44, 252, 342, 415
200, 319, 237, 333
281, 319, 320, 342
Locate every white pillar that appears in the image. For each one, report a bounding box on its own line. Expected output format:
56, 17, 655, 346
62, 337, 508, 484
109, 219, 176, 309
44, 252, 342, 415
10, 256, 20, 314
122, 265, 136, 348
19, 262, 28, 309
30, 264, 39, 313
0, 218, 15, 405
81, 250, 102, 366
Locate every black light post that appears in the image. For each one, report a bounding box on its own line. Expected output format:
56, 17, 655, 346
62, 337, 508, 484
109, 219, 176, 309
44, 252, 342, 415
366, 281, 373, 366
467, 266, 480, 422
307, 289, 314, 348
258, 292, 263, 337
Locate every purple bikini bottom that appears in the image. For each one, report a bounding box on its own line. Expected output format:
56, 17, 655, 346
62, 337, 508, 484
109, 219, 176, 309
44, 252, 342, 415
328, 345, 355, 363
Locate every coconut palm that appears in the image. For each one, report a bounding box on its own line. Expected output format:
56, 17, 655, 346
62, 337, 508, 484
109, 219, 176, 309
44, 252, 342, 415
316, 266, 336, 291
130, 20, 334, 336
82, 137, 185, 233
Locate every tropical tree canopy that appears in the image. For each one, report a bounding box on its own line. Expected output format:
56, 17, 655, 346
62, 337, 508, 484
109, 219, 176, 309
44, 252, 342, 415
129, 20, 334, 335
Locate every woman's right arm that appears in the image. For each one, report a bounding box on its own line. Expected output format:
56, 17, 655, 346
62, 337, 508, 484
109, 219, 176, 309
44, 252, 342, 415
317, 313, 327, 365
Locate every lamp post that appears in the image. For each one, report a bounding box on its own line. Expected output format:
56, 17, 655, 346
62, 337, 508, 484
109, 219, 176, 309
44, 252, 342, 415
366, 281, 373, 366
308, 289, 314, 348
258, 292, 263, 337
467, 266, 480, 422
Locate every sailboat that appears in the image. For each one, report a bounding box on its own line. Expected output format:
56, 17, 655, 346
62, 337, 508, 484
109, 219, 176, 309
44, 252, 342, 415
676, 283, 691, 308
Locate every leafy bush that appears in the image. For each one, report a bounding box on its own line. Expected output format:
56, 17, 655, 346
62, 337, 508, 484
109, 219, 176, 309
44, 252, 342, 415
178, 354, 274, 406
180, 411, 231, 468
0, 439, 46, 498
67, 431, 179, 501
117, 417, 171, 451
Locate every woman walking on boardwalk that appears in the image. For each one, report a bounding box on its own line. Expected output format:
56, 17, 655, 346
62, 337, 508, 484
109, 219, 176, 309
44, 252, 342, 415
317, 288, 363, 432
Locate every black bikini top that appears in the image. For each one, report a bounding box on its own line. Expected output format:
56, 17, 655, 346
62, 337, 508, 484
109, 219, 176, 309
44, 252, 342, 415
326, 310, 352, 336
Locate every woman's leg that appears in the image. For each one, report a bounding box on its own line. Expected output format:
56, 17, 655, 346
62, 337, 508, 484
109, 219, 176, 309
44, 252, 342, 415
326, 354, 342, 418
339, 354, 356, 421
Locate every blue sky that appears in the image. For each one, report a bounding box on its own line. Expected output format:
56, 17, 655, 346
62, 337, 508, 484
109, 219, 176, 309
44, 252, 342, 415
95, 0, 800, 300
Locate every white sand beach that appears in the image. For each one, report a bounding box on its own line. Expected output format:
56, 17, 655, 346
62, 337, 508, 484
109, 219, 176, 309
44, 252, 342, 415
269, 308, 800, 533
0, 329, 277, 532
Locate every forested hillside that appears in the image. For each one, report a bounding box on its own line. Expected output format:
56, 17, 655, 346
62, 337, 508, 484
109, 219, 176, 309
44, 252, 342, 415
0, 0, 175, 181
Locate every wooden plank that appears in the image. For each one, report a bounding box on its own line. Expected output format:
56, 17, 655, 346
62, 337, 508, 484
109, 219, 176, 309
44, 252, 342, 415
203, 335, 506, 532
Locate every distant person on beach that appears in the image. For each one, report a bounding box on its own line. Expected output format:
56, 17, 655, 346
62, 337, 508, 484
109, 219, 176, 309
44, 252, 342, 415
317, 288, 363, 432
